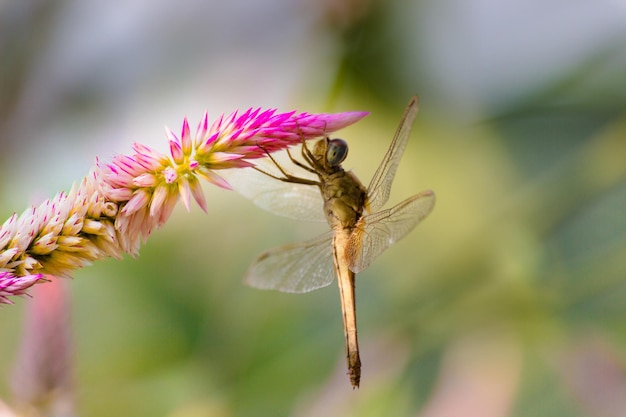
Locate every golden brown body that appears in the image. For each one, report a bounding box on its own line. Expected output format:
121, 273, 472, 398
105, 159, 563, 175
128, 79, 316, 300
312, 143, 368, 388
242, 96, 435, 388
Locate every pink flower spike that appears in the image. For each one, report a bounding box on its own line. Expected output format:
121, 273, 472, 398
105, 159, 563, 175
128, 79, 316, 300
0, 101, 373, 307
10, 276, 74, 409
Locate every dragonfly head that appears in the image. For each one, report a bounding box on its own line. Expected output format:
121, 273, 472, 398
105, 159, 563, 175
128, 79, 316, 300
313, 137, 348, 168
326, 138, 349, 166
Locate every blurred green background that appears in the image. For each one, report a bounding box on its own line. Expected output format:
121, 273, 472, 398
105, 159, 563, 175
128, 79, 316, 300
1, 0, 626, 416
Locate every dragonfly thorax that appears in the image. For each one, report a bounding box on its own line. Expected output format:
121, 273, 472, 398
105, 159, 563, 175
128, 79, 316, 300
310, 138, 367, 230
320, 169, 368, 230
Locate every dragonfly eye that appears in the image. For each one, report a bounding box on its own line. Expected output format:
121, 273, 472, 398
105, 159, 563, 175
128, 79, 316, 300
326, 138, 348, 166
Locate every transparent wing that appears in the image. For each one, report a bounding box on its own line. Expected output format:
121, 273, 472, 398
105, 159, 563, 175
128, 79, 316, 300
366, 96, 419, 212
347, 190, 435, 273
244, 231, 335, 293
222, 152, 326, 223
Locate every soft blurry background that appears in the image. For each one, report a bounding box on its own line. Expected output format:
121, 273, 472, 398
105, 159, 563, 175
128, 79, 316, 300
1, 0, 626, 416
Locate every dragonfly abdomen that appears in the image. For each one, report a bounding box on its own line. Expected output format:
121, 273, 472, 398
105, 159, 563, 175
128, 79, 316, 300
333, 229, 362, 388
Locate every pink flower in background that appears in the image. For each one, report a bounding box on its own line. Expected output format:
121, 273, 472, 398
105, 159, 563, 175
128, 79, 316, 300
0, 105, 368, 304
10, 277, 74, 416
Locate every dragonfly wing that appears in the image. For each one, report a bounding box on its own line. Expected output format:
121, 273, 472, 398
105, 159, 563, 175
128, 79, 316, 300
222, 155, 326, 223
244, 231, 335, 293
347, 190, 435, 274
366, 96, 419, 212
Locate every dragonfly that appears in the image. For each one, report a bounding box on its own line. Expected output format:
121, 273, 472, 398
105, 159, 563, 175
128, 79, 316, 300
228, 96, 435, 388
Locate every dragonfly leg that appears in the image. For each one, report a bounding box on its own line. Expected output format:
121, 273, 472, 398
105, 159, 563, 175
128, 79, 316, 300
253, 143, 320, 186
285, 147, 317, 175
295, 123, 326, 173
251, 165, 319, 186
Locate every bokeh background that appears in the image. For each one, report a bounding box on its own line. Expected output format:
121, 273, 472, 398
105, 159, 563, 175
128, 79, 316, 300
1, 0, 626, 416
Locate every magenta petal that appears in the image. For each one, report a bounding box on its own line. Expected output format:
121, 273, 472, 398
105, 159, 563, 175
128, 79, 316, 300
319, 111, 369, 131
169, 140, 184, 164
196, 111, 210, 143
211, 152, 247, 162
150, 185, 169, 218
189, 177, 207, 213
197, 168, 232, 190
177, 178, 192, 212
234, 108, 254, 127
180, 118, 192, 155
123, 190, 150, 215
210, 113, 224, 134
228, 127, 245, 142
204, 132, 220, 148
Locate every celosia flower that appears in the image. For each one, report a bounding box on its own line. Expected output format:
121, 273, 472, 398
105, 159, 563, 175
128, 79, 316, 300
0, 105, 368, 303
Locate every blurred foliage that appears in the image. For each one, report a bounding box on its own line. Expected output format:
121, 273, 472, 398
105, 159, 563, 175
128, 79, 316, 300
1, 0, 626, 416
